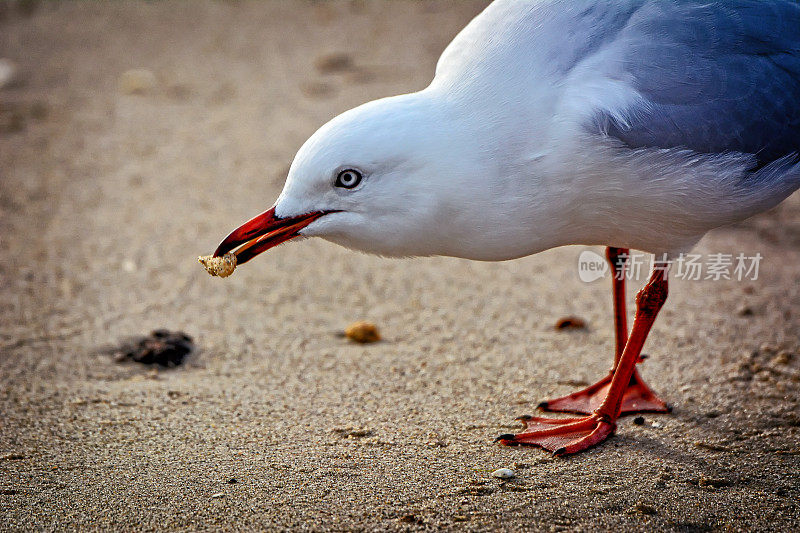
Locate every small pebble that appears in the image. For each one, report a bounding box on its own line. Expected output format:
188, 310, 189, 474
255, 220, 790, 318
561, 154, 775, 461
344, 321, 381, 343
227, 478, 238, 484
0, 453, 25, 461
554, 316, 587, 330
651, 421, 663, 428
398, 514, 422, 524
632, 501, 658, 515
693, 441, 730, 452
697, 476, 732, 489
314, 52, 354, 73
491, 468, 515, 479
210, 492, 226, 499
633, 416, 645, 425
737, 305, 754, 316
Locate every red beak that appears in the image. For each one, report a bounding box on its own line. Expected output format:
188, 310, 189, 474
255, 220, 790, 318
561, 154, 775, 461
213, 207, 327, 265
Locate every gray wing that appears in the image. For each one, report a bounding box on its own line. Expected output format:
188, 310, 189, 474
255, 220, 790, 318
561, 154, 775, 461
599, 0, 800, 166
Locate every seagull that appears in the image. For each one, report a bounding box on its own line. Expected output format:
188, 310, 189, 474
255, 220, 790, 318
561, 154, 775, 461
209, 0, 800, 455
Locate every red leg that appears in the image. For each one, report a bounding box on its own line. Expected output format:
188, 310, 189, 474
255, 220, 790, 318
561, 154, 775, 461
539, 247, 670, 415
497, 263, 669, 455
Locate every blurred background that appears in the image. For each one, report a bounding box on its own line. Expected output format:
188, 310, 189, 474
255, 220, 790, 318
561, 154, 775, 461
1, 1, 799, 530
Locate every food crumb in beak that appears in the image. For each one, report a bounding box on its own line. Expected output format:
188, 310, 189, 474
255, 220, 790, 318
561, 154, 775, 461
198, 253, 237, 278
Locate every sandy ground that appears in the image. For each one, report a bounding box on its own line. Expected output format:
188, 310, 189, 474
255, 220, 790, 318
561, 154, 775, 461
1, 1, 799, 531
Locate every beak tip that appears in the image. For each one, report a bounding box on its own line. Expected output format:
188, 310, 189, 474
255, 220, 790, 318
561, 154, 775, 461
209, 206, 327, 265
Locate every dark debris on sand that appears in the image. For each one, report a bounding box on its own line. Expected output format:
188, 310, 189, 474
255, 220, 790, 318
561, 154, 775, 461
110, 329, 195, 367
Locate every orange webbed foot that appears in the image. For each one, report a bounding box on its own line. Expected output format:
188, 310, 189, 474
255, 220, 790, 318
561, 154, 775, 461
495, 413, 616, 455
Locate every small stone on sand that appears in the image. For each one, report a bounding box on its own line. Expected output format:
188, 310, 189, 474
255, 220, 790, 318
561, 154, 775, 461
315, 52, 354, 74
344, 321, 381, 343
555, 316, 587, 330
632, 502, 658, 515
491, 468, 515, 479
398, 514, 422, 524
0, 453, 25, 461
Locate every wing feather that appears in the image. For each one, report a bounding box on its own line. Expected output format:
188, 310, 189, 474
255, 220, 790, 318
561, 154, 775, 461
598, 0, 800, 165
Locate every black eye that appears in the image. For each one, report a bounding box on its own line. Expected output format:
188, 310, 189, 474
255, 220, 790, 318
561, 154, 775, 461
335, 169, 362, 189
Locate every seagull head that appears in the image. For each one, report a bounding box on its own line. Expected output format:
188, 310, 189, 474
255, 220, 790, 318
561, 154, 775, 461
213, 91, 490, 264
